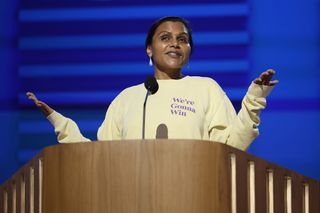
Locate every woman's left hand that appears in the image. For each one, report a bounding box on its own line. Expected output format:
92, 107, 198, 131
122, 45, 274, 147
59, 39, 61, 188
254, 69, 279, 86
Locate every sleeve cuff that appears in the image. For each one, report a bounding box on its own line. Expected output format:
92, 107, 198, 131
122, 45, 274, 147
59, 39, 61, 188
47, 111, 67, 127
247, 82, 275, 98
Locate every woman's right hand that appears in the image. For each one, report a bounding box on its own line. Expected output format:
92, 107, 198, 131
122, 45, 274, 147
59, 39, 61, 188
26, 92, 54, 117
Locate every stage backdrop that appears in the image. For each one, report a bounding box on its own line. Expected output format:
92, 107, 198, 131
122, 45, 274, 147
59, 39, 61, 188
0, 0, 319, 183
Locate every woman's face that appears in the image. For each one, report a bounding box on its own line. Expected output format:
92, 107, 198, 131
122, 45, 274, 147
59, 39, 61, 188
147, 21, 191, 74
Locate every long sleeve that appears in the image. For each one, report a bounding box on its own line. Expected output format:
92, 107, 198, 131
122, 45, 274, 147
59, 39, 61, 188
97, 95, 122, 141
225, 83, 274, 150
47, 111, 91, 143
209, 82, 275, 151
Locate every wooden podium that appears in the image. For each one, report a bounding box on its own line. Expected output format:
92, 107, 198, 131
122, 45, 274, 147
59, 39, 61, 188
1, 140, 319, 213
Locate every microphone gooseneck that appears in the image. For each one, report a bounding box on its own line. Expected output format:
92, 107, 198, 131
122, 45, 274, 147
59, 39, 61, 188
142, 76, 159, 139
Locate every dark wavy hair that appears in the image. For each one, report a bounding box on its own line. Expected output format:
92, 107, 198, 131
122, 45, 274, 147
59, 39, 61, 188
145, 16, 193, 53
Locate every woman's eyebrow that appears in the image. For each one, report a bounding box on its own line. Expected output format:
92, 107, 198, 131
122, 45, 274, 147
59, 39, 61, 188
157, 31, 188, 35
177, 32, 189, 37
157, 31, 171, 35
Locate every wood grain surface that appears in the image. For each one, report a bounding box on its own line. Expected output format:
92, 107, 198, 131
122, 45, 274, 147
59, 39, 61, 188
1, 140, 319, 213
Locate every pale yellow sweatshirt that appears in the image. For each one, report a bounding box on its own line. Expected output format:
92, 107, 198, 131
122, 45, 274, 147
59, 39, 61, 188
47, 76, 274, 151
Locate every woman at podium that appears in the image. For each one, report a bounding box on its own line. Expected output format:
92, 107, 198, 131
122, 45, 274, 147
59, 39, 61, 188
26, 16, 278, 151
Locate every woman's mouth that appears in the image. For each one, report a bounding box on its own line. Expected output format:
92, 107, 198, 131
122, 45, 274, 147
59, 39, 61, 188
166, 51, 182, 58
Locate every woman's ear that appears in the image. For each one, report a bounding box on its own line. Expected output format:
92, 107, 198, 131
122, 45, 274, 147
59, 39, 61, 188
146, 46, 152, 58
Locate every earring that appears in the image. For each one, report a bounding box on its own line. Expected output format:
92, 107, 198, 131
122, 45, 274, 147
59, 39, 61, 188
149, 57, 153, 66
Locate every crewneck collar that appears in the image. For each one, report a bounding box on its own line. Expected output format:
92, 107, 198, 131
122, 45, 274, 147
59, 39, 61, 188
156, 75, 189, 82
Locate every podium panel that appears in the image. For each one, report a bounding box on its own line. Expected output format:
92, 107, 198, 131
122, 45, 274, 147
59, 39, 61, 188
1, 140, 319, 213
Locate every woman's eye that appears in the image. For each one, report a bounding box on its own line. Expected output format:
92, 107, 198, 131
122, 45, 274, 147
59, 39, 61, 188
178, 37, 188, 43
160, 36, 169, 41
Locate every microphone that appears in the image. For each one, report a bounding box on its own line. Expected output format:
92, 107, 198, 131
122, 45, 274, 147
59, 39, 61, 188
142, 76, 159, 139
144, 76, 159, 94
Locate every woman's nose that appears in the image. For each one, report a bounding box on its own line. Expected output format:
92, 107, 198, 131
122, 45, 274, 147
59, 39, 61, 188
170, 39, 180, 48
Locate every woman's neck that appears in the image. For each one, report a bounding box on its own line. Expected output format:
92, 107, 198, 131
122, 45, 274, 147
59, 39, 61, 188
154, 69, 183, 80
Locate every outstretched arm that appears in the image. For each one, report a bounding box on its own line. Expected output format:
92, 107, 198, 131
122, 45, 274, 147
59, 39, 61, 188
226, 69, 278, 150
26, 92, 90, 143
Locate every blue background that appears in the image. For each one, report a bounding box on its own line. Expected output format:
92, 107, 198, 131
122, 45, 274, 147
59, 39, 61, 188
1, 0, 319, 184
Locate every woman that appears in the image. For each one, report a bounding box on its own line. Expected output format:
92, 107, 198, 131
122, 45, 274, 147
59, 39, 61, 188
27, 16, 278, 151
